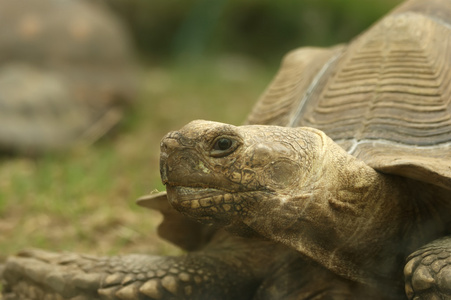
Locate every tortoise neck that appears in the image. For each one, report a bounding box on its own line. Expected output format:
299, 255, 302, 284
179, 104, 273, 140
303, 139, 409, 284
248, 133, 412, 290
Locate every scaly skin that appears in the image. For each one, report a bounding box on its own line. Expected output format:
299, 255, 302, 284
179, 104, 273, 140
160, 120, 451, 299
1, 231, 284, 300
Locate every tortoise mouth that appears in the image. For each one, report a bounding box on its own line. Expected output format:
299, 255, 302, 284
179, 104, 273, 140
164, 184, 263, 225
166, 185, 236, 210
166, 185, 223, 199
165, 184, 272, 236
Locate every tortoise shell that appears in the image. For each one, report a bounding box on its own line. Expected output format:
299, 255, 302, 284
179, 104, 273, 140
0, 0, 136, 152
246, 0, 451, 191
143, 0, 451, 252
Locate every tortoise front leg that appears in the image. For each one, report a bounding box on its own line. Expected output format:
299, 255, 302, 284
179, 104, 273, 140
3, 250, 250, 300
1, 235, 279, 300
404, 236, 451, 299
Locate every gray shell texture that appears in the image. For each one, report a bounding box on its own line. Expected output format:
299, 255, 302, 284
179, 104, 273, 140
0, 0, 136, 153
246, 0, 451, 190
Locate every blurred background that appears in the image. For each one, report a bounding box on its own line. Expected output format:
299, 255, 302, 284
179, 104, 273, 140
106, 0, 401, 65
0, 0, 403, 265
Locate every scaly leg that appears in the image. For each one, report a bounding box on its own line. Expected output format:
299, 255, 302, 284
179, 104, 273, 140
404, 236, 451, 299
1, 232, 282, 300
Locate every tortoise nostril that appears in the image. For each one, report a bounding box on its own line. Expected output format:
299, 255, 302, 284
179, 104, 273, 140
161, 136, 181, 153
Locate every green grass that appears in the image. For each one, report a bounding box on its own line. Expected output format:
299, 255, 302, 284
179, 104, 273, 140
0, 58, 274, 261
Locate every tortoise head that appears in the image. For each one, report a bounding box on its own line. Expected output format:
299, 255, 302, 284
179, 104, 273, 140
160, 120, 413, 283
160, 120, 325, 236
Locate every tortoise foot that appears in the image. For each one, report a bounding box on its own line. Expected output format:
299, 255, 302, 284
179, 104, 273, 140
1, 249, 201, 300
404, 237, 451, 300
1, 246, 266, 300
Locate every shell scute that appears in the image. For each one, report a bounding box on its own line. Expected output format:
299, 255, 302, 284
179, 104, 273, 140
248, 3, 451, 188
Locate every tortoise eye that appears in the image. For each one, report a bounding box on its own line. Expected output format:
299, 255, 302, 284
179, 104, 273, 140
211, 137, 238, 157
214, 138, 232, 151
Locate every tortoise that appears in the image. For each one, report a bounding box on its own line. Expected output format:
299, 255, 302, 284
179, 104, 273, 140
0, 0, 136, 153
2, 0, 451, 299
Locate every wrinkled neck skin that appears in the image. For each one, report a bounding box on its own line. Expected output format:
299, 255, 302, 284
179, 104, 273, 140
243, 128, 414, 288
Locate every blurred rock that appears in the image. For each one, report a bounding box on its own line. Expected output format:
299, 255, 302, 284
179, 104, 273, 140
0, 0, 137, 153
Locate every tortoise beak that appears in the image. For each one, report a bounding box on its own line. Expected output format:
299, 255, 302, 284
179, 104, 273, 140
160, 131, 181, 184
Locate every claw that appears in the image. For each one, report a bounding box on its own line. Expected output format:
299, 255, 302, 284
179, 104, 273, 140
412, 264, 435, 292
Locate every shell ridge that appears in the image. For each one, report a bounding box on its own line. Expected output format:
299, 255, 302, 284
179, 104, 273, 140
344, 138, 451, 155
288, 51, 344, 127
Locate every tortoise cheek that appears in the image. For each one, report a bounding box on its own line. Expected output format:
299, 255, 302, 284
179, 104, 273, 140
264, 159, 301, 189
